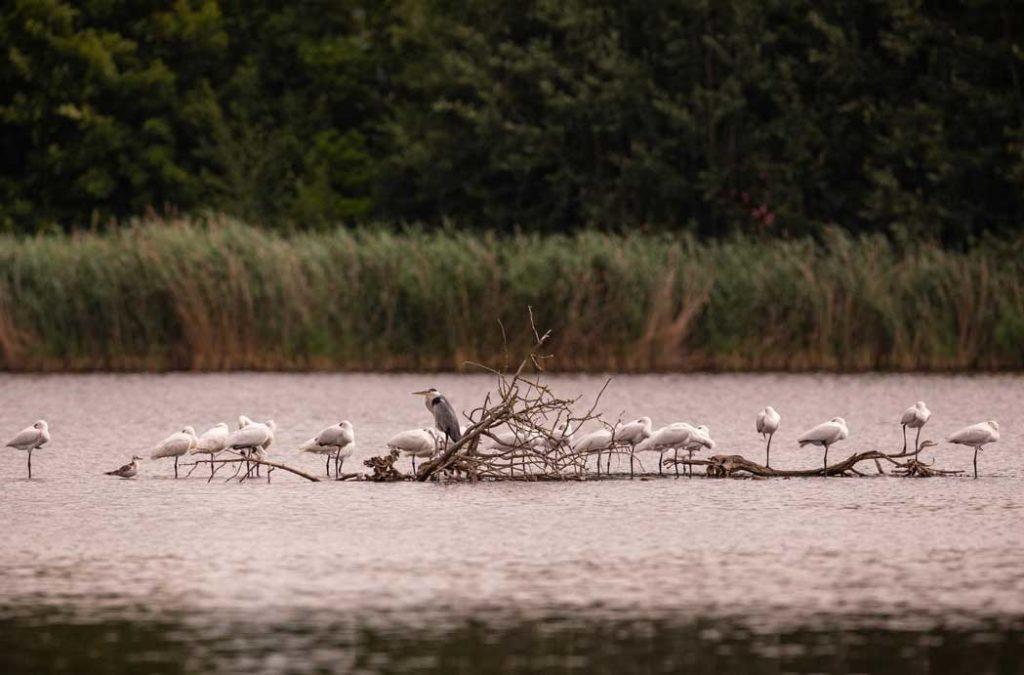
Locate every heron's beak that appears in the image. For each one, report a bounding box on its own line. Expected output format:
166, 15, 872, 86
412, 390, 429, 395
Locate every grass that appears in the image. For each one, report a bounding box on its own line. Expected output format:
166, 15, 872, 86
0, 217, 1022, 372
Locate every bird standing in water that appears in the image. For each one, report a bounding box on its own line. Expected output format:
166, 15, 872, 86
756, 406, 781, 468
899, 401, 931, 456
5, 420, 49, 479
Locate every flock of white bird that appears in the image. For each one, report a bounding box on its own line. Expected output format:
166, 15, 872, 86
2, 394, 1003, 480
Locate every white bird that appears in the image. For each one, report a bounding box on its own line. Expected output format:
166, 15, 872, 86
105, 456, 142, 479
615, 416, 652, 477
947, 420, 999, 479
756, 406, 781, 468
150, 426, 197, 478
487, 427, 544, 476
797, 417, 849, 477
224, 419, 276, 478
5, 420, 49, 479
311, 421, 356, 476
191, 423, 229, 477
682, 424, 715, 477
636, 423, 699, 476
900, 401, 932, 456
387, 427, 446, 474
572, 428, 615, 476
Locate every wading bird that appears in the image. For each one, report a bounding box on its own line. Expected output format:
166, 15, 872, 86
387, 427, 446, 474
150, 426, 197, 478
313, 421, 356, 476
6, 420, 50, 479
192, 423, 229, 477
615, 416, 652, 478
572, 428, 615, 475
797, 417, 849, 477
105, 456, 142, 479
487, 427, 540, 476
224, 420, 275, 477
636, 423, 698, 476
900, 401, 931, 456
413, 388, 462, 444
682, 424, 715, 477
947, 420, 999, 479
756, 406, 781, 468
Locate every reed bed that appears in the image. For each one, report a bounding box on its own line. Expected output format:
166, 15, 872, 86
0, 218, 1022, 372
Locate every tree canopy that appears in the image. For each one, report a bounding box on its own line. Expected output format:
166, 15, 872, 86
2, 0, 1022, 241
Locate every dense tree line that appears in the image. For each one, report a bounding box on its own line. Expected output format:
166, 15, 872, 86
2, 0, 1022, 240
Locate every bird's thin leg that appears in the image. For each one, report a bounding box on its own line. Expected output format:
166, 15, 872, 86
914, 427, 921, 457
629, 445, 635, 478
974, 446, 980, 479
27, 449, 32, 479
659, 450, 664, 476
412, 455, 417, 475
605, 450, 612, 475
674, 449, 679, 477
766, 433, 773, 469
688, 450, 694, 478
325, 456, 330, 476
338, 458, 344, 476
902, 425, 907, 454
595, 451, 601, 476
823, 444, 829, 477
174, 456, 179, 479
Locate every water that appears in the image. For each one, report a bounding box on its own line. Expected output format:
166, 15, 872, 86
0, 373, 1022, 673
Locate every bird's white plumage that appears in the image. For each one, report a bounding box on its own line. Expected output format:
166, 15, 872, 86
572, 428, 614, 454
193, 423, 229, 455
900, 401, 931, 428
685, 424, 715, 451
388, 427, 445, 458
756, 407, 781, 436
150, 427, 197, 459
637, 422, 700, 453
316, 421, 355, 449
487, 427, 540, 451
797, 417, 849, 447
616, 417, 653, 445
947, 420, 999, 447
6, 420, 49, 451
224, 420, 275, 451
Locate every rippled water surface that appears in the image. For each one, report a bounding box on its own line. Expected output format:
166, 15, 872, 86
1, 373, 1022, 673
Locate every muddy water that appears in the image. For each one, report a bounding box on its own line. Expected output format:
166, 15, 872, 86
0, 373, 1021, 673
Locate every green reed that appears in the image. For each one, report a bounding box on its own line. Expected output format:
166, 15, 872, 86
0, 218, 1021, 371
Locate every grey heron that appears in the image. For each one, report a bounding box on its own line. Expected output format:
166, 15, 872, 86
413, 388, 462, 444
797, 417, 849, 477
150, 426, 197, 478
6, 420, 50, 478
948, 420, 999, 479
900, 401, 931, 456
756, 406, 781, 468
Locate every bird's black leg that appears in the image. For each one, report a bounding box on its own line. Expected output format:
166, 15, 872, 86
902, 425, 907, 454
674, 449, 679, 477
659, 450, 664, 476
27, 449, 32, 479
629, 445, 635, 478
974, 446, 980, 479
174, 456, 179, 479
823, 444, 829, 477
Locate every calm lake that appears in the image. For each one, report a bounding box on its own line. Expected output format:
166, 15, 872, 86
0, 373, 1022, 673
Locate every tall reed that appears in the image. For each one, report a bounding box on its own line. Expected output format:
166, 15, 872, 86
0, 218, 1021, 371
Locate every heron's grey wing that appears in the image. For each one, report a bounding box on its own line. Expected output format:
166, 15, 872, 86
433, 399, 462, 442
